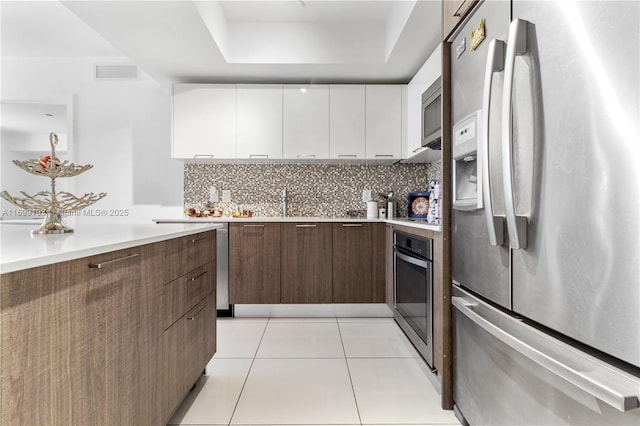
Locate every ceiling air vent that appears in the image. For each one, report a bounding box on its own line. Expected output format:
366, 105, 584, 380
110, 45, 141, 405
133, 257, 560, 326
94, 64, 139, 81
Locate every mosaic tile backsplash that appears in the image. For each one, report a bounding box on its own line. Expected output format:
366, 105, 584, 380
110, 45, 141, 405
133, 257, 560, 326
184, 161, 442, 217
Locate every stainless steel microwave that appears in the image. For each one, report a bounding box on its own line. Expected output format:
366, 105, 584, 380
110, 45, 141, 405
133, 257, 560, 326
421, 77, 442, 150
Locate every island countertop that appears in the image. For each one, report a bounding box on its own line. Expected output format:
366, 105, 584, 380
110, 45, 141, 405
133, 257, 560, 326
0, 222, 222, 274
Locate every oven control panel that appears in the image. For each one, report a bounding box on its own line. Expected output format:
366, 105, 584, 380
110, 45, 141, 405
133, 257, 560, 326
394, 232, 433, 260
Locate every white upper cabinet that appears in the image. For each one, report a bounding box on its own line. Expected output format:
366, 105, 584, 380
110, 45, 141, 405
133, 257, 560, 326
329, 85, 366, 159
236, 84, 283, 159
365, 85, 402, 159
172, 84, 236, 159
406, 44, 442, 163
171, 83, 405, 162
283, 85, 330, 159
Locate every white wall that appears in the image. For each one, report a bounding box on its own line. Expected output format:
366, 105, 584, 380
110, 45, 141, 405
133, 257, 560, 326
406, 43, 442, 156
1, 57, 183, 223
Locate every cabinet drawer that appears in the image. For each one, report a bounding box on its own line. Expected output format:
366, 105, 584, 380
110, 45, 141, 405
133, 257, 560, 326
163, 262, 215, 330
164, 231, 216, 283
159, 291, 216, 424
182, 292, 216, 387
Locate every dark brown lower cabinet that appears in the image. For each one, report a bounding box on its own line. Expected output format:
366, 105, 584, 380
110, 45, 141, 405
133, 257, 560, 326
281, 223, 333, 303
160, 290, 216, 424
229, 223, 281, 304
0, 231, 216, 426
228, 222, 386, 305
332, 222, 385, 303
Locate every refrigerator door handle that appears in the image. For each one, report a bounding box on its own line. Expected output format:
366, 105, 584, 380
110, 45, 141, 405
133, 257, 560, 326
452, 296, 640, 412
482, 39, 507, 246
501, 19, 529, 249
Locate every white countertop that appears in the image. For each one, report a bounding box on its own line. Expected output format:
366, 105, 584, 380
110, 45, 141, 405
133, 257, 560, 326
0, 223, 222, 274
153, 216, 442, 232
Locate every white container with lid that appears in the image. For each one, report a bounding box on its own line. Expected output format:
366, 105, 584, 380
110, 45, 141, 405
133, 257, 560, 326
366, 201, 378, 218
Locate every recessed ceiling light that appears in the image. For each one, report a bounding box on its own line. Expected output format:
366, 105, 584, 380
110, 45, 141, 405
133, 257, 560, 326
300, 88, 307, 93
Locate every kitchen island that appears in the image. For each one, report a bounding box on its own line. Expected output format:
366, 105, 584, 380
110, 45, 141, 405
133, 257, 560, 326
0, 223, 221, 425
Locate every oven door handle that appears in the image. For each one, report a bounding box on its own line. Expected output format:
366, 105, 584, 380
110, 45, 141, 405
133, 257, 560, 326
394, 248, 429, 269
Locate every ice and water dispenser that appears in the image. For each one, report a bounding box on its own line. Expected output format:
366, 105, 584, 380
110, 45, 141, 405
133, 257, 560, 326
453, 110, 483, 210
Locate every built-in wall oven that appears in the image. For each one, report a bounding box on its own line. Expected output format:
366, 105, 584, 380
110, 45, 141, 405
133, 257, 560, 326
393, 231, 434, 367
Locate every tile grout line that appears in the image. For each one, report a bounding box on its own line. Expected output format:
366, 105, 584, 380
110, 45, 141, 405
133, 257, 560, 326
226, 318, 270, 426
336, 317, 364, 426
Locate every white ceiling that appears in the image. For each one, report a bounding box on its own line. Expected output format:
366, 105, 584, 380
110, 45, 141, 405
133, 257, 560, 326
2, 0, 442, 84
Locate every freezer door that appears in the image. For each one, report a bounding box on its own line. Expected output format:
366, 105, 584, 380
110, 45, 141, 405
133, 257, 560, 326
452, 286, 640, 425
451, 0, 511, 308
506, 1, 640, 367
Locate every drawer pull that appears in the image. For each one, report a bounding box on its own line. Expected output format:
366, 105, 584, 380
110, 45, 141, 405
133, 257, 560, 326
297, 154, 316, 158
249, 154, 269, 159
243, 224, 265, 228
89, 253, 139, 269
295, 224, 317, 228
453, 0, 473, 17
374, 154, 394, 158
187, 304, 206, 320
190, 271, 207, 281
342, 224, 364, 227
191, 235, 207, 243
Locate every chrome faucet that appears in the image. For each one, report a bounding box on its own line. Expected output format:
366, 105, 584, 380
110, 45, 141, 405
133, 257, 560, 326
282, 188, 288, 217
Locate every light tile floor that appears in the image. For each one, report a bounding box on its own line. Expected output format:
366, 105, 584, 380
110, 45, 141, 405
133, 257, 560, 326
169, 317, 460, 426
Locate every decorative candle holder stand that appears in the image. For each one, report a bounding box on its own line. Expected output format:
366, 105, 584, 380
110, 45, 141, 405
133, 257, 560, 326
1, 133, 107, 234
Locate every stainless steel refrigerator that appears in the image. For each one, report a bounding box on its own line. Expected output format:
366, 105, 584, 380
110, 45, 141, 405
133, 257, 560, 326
449, 1, 640, 424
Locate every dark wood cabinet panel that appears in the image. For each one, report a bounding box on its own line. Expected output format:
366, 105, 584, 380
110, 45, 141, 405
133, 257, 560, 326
229, 221, 385, 305
1, 230, 217, 426
1, 259, 105, 425
163, 261, 215, 331
281, 223, 333, 303
164, 230, 216, 283
332, 223, 385, 303
88, 249, 145, 426
371, 223, 386, 303
229, 223, 281, 304
160, 290, 216, 424
385, 224, 395, 309
388, 222, 450, 408
443, 0, 478, 40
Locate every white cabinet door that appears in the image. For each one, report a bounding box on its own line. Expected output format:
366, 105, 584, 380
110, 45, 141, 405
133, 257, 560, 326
172, 84, 236, 159
283, 85, 329, 159
406, 44, 442, 162
329, 85, 365, 159
236, 85, 283, 159
365, 85, 402, 159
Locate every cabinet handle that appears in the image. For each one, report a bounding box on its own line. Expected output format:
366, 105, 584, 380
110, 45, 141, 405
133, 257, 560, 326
88, 253, 139, 269
187, 304, 206, 320
193, 154, 214, 159
342, 224, 363, 227
249, 154, 269, 159
191, 235, 207, 243
412, 146, 425, 153
338, 154, 357, 158
453, 0, 473, 17
297, 154, 316, 158
190, 271, 207, 281
296, 224, 317, 228
374, 154, 394, 158
243, 224, 265, 228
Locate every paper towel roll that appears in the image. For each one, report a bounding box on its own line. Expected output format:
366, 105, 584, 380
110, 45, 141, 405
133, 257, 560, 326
366, 201, 378, 218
